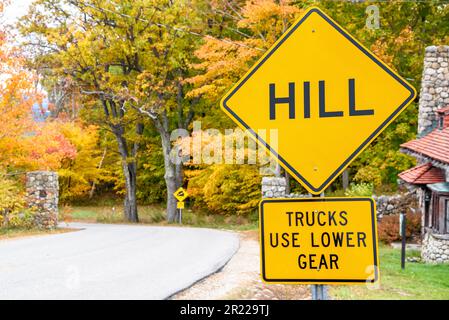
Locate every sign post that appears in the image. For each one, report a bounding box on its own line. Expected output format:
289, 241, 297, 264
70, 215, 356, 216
311, 192, 328, 300
311, 284, 328, 300
174, 187, 189, 224
400, 213, 406, 270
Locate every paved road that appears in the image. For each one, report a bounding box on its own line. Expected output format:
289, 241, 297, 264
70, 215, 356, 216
0, 223, 239, 300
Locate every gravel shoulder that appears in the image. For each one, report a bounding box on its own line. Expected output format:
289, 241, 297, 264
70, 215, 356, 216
172, 230, 311, 300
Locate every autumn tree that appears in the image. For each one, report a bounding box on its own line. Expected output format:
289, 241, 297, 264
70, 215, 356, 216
131, 2, 212, 222
0, 0, 76, 173
1, 0, 79, 227
20, 0, 213, 222
20, 0, 158, 222
0, 1, 36, 169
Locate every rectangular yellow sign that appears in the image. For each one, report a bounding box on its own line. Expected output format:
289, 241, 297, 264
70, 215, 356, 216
177, 201, 185, 209
259, 197, 379, 284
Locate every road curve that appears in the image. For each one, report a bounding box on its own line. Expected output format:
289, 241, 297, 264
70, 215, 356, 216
0, 222, 239, 300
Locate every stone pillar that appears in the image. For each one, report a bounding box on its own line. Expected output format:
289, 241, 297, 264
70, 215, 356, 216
261, 177, 287, 198
26, 171, 59, 229
418, 45, 449, 136
422, 232, 449, 263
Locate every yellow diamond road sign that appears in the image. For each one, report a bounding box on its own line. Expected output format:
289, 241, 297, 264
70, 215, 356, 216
221, 7, 416, 195
174, 187, 189, 202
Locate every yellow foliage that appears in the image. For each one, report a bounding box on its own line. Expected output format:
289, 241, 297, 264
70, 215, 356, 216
0, 175, 34, 229
57, 122, 113, 201
187, 164, 261, 215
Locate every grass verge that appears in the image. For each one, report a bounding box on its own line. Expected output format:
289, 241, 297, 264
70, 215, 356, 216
65, 205, 259, 231
331, 245, 449, 300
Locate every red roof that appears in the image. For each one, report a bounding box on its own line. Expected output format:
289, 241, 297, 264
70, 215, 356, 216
399, 163, 445, 184
401, 127, 449, 164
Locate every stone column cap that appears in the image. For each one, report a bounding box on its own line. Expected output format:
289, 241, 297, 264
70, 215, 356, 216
261, 176, 287, 186
426, 45, 449, 53
26, 171, 59, 176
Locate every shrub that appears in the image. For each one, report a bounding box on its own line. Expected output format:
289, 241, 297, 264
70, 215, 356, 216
0, 176, 35, 229
0, 176, 24, 227
378, 211, 422, 244
344, 183, 374, 197
187, 164, 261, 215
7, 208, 36, 229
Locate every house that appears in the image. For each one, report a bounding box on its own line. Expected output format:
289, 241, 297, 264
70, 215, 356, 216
398, 45, 449, 263
400, 107, 449, 233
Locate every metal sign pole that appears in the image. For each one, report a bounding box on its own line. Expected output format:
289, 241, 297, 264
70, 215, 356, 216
312, 284, 328, 300
400, 213, 406, 269
311, 192, 329, 300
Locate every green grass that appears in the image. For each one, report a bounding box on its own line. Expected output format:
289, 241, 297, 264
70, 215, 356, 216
66, 205, 165, 224
65, 205, 259, 231
331, 245, 449, 300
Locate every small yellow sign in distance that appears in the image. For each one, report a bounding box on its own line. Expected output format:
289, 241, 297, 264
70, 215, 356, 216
177, 201, 185, 209
259, 197, 379, 284
220, 7, 416, 195
174, 187, 189, 202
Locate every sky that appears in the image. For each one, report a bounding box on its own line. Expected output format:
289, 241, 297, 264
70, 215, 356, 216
2, 0, 34, 25
3, 1, 49, 118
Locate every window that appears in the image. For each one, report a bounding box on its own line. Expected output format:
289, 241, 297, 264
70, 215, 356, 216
424, 190, 431, 228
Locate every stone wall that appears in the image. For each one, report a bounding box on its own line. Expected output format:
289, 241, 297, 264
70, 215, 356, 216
373, 193, 418, 219
26, 171, 59, 229
261, 177, 287, 198
418, 45, 449, 136
422, 231, 449, 263
261, 177, 417, 218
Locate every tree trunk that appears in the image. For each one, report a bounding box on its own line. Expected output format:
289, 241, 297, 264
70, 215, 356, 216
342, 169, 350, 191
97, 96, 142, 223
122, 161, 139, 223
160, 129, 179, 223
175, 163, 183, 188
148, 81, 194, 223
115, 129, 139, 223
284, 170, 290, 195
166, 173, 178, 223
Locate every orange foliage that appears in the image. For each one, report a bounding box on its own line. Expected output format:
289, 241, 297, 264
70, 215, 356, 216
187, 0, 300, 101
0, 1, 76, 172
371, 26, 417, 71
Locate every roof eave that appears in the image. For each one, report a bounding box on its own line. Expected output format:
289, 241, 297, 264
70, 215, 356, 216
400, 148, 449, 171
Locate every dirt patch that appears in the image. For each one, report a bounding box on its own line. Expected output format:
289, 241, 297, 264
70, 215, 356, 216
172, 230, 311, 300
0, 227, 79, 241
